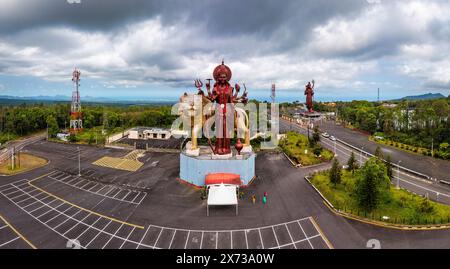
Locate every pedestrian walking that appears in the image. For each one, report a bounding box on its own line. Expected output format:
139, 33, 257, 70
251, 195, 256, 204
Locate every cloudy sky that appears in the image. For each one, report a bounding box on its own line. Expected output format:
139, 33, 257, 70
0, 0, 449, 102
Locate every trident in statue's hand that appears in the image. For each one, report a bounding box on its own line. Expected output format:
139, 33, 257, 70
194, 79, 203, 89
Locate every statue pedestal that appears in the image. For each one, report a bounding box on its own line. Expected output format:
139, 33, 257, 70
179, 151, 256, 187
211, 152, 233, 160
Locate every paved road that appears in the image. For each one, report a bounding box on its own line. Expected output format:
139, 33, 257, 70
0, 133, 46, 163
318, 120, 450, 182
280, 118, 450, 205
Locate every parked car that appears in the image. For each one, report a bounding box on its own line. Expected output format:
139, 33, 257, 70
329, 136, 336, 141
321, 132, 330, 138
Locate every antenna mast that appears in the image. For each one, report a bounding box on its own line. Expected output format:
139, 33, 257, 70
271, 83, 276, 103
70, 68, 83, 134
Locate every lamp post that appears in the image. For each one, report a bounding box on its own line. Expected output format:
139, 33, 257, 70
359, 146, 364, 166
396, 160, 402, 189
77, 146, 81, 177
334, 139, 337, 157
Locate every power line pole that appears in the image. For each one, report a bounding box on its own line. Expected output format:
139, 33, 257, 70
77, 146, 81, 177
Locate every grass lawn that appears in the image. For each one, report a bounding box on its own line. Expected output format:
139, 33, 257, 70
0, 153, 48, 175
280, 131, 334, 166
311, 170, 450, 225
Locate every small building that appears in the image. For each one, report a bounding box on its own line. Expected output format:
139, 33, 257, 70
128, 127, 171, 140
382, 103, 398, 108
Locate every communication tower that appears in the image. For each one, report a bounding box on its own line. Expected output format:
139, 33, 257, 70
70, 68, 83, 134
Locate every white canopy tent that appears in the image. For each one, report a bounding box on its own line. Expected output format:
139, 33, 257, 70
206, 183, 239, 216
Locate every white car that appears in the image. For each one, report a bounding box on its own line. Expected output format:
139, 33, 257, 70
321, 132, 330, 138
329, 136, 336, 141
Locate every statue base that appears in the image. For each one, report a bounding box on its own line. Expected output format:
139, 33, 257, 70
179, 146, 256, 187
211, 152, 233, 160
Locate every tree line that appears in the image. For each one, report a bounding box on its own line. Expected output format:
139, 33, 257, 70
0, 102, 177, 143
335, 97, 450, 159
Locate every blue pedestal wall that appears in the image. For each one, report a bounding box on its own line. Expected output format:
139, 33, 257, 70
179, 153, 256, 186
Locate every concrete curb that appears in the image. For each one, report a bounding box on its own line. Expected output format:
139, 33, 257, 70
304, 176, 450, 231
282, 152, 299, 167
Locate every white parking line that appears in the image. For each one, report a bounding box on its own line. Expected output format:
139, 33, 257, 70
168, 230, 177, 249
184, 231, 190, 249
152, 227, 164, 248
62, 213, 92, 236
200, 231, 204, 249
284, 224, 297, 249
119, 227, 136, 249
271, 226, 280, 249
102, 223, 124, 249
244, 230, 249, 249
297, 220, 314, 249
137, 225, 152, 249
85, 220, 112, 248
215, 232, 218, 249
258, 228, 265, 249
0, 237, 20, 247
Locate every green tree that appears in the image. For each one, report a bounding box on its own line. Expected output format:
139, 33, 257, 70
347, 151, 359, 174
46, 115, 59, 138
329, 158, 342, 186
385, 155, 393, 180
313, 146, 322, 156
68, 134, 78, 143
310, 125, 320, 147
374, 146, 384, 161
355, 157, 390, 212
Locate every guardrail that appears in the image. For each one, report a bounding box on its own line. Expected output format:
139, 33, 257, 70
282, 117, 442, 181
335, 138, 431, 180
0, 134, 45, 163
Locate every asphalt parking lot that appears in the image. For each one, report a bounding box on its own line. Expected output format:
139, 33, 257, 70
117, 137, 183, 150
2, 140, 450, 249
0, 172, 330, 249
0, 214, 34, 249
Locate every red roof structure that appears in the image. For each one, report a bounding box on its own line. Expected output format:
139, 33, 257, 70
205, 173, 242, 186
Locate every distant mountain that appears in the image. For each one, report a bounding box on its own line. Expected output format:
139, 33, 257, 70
0, 95, 176, 106
394, 92, 445, 101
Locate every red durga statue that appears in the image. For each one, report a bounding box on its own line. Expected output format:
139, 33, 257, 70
195, 60, 248, 155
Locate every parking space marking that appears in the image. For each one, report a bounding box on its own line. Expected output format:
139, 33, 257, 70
184, 231, 190, 249
309, 217, 334, 249
168, 229, 177, 249
47, 170, 147, 205
119, 227, 136, 249
297, 220, 314, 249
0, 214, 36, 249
271, 226, 280, 249
284, 224, 297, 249
258, 229, 265, 249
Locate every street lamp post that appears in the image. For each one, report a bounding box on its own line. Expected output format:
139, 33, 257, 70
359, 146, 364, 166
396, 160, 402, 189
77, 146, 81, 177
334, 139, 337, 157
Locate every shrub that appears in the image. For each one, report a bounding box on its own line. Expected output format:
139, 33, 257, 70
417, 198, 435, 214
